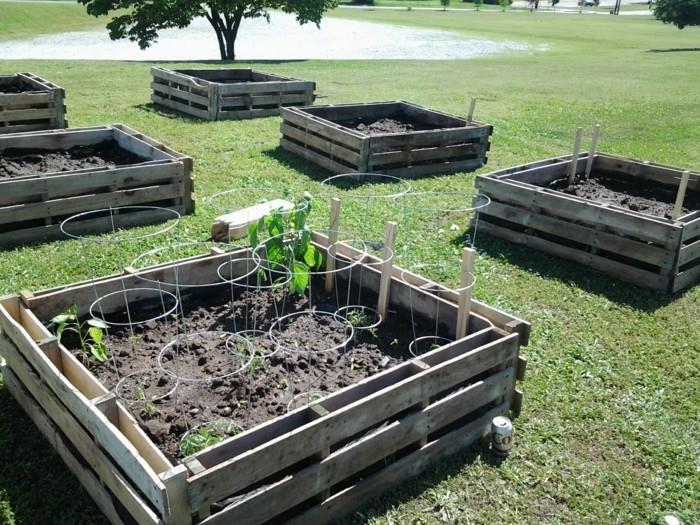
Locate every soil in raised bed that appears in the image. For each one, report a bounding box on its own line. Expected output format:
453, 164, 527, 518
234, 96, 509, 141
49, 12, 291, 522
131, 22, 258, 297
548, 170, 700, 219
337, 117, 438, 136
58, 280, 449, 461
0, 78, 37, 94
0, 141, 146, 178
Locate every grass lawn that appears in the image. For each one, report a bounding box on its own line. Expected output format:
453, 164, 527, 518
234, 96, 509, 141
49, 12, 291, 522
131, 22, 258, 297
0, 2, 107, 41
0, 3, 699, 525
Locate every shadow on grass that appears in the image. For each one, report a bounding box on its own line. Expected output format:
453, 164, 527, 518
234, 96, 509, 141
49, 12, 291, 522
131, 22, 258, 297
262, 147, 335, 184
474, 232, 681, 312
133, 102, 209, 122
136, 59, 311, 65
0, 379, 103, 525
338, 443, 500, 525
648, 48, 700, 53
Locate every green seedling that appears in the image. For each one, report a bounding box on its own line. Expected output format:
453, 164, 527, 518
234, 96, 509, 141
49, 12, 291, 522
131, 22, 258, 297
133, 381, 159, 418
248, 191, 323, 295
179, 420, 241, 456
50, 304, 109, 365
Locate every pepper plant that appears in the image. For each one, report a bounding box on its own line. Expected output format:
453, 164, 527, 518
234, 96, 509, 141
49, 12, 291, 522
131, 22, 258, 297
248, 191, 323, 295
50, 304, 109, 364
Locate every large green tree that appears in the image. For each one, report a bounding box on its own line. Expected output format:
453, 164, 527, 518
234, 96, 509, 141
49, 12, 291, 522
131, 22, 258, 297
78, 0, 338, 60
653, 0, 700, 29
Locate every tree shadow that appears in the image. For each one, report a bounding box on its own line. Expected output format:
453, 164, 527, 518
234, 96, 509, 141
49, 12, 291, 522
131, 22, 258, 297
133, 102, 209, 123
0, 379, 104, 524
647, 48, 700, 53
474, 230, 683, 312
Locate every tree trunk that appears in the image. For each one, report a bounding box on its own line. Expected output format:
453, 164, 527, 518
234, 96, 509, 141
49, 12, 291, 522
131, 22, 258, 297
206, 7, 244, 60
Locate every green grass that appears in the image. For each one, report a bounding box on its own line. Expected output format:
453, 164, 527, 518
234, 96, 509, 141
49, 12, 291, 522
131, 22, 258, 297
0, 2, 108, 41
339, 0, 504, 10
0, 5, 699, 525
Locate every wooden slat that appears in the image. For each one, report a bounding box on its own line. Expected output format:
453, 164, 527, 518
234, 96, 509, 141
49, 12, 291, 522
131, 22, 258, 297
150, 82, 209, 106
673, 263, 700, 292
478, 219, 665, 291
370, 142, 477, 167
280, 137, 355, 173
151, 94, 210, 120
217, 108, 281, 120
0, 107, 56, 121
151, 67, 211, 90
484, 200, 673, 268
188, 333, 518, 514
281, 123, 361, 165
2, 366, 130, 525
285, 403, 508, 525
217, 80, 313, 95
595, 154, 700, 193
0, 347, 164, 524
476, 176, 679, 247
383, 158, 484, 178
682, 218, 700, 243
0, 127, 112, 151
0, 92, 52, 106
219, 93, 308, 108
200, 369, 514, 525
0, 301, 169, 514
678, 238, 700, 267
281, 107, 364, 148
369, 126, 490, 151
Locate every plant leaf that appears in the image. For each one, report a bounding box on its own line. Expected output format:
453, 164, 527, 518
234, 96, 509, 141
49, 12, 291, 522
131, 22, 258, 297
304, 243, 323, 270
88, 326, 104, 343
90, 342, 108, 363
290, 261, 310, 295
247, 220, 259, 248
88, 318, 109, 329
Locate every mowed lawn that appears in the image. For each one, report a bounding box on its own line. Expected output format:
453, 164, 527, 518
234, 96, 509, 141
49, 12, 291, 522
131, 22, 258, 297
0, 3, 699, 525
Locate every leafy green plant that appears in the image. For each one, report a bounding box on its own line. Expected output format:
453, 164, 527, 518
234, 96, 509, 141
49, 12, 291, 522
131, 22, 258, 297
132, 380, 159, 418
499, 0, 510, 11
346, 308, 378, 337
179, 420, 241, 456
50, 304, 109, 365
248, 191, 323, 295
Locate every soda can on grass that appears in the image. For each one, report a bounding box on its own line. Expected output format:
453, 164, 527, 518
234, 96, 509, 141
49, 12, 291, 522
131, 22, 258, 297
491, 416, 513, 456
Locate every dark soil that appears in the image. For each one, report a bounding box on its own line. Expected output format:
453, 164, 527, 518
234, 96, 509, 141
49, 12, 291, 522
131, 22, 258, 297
548, 170, 699, 219
0, 78, 37, 94
0, 141, 146, 178
338, 117, 436, 136
59, 281, 446, 462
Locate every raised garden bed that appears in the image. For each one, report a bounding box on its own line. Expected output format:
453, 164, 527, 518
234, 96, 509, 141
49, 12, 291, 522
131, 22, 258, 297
0, 73, 67, 134
151, 68, 316, 121
0, 124, 194, 247
280, 101, 493, 177
475, 153, 700, 293
0, 234, 528, 525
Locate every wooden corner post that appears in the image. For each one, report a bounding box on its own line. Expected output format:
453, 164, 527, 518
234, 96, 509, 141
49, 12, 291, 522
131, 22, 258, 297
584, 124, 601, 179
377, 221, 398, 319
466, 97, 477, 126
324, 197, 342, 293
672, 170, 691, 221
456, 247, 475, 340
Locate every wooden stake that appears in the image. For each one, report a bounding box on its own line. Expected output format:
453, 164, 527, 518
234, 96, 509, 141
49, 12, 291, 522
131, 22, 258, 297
584, 124, 601, 179
567, 127, 583, 186
377, 221, 398, 319
456, 247, 475, 340
466, 97, 476, 126
672, 171, 691, 221
324, 197, 341, 293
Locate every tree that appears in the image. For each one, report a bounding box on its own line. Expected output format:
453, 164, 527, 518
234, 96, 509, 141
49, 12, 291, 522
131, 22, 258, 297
440, 0, 450, 9
654, 0, 700, 29
78, 0, 339, 60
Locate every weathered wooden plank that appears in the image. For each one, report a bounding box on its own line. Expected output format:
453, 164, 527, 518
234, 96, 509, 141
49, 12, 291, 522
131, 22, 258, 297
595, 154, 700, 193
0, 344, 164, 524
284, 403, 508, 525
0, 107, 57, 121
678, 238, 700, 267
478, 219, 665, 290
281, 123, 361, 165
280, 137, 355, 173
370, 142, 477, 166
477, 176, 679, 247
369, 126, 490, 151
150, 82, 209, 106
151, 94, 210, 120
217, 108, 281, 120
484, 200, 673, 268
0, 300, 170, 514
2, 366, 131, 525
0, 92, 52, 105
219, 93, 309, 108
280, 108, 365, 148
383, 158, 484, 178
201, 369, 513, 525
682, 218, 700, 244
217, 80, 313, 95
673, 263, 700, 292
188, 333, 517, 514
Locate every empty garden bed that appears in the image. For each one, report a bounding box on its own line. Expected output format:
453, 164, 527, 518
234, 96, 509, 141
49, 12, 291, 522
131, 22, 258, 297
0, 234, 528, 525
476, 153, 700, 293
151, 67, 315, 120
0, 124, 194, 247
0, 72, 67, 134
280, 101, 493, 177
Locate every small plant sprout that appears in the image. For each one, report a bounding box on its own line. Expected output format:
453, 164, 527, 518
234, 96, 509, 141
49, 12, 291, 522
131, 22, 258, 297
133, 380, 159, 418
179, 419, 241, 456
50, 304, 109, 365
346, 308, 378, 338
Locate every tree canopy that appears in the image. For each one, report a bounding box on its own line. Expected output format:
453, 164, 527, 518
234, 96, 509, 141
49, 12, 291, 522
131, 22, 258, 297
653, 0, 700, 29
78, 0, 338, 60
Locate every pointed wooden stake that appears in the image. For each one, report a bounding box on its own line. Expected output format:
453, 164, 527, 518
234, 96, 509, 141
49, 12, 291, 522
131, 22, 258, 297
567, 127, 584, 186
377, 221, 398, 319
456, 247, 475, 339
672, 171, 691, 221
324, 197, 341, 293
584, 124, 601, 179
466, 97, 477, 126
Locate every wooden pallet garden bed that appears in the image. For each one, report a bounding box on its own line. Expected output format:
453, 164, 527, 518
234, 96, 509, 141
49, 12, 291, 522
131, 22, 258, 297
0, 124, 194, 248
0, 73, 67, 134
0, 234, 528, 525
151, 68, 315, 121
279, 101, 493, 177
475, 153, 700, 293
